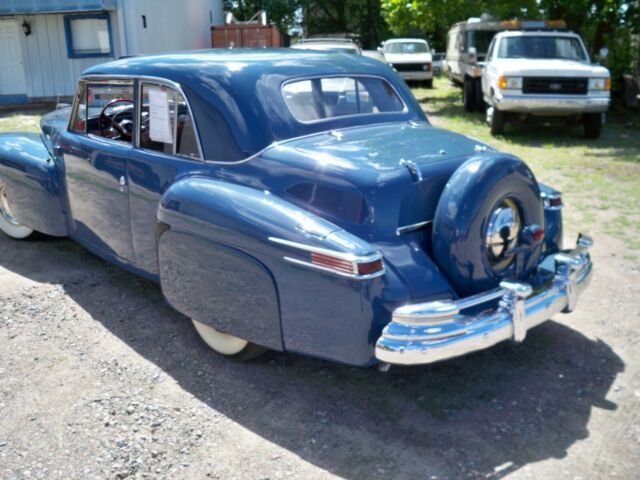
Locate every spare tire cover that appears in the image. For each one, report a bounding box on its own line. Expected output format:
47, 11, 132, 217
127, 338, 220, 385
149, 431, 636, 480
432, 153, 544, 297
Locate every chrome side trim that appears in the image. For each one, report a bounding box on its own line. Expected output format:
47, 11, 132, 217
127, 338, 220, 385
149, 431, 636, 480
375, 233, 594, 365
269, 236, 385, 280
268, 236, 382, 263
396, 220, 432, 236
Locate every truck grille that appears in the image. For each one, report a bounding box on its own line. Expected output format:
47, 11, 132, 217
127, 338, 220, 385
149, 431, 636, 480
391, 63, 427, 72
522, 77, 588, 95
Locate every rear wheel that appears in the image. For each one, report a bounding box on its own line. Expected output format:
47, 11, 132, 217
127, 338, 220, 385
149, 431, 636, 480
584, 113, 602, 139
192, 319, 267, 361
0, 182, 34, 240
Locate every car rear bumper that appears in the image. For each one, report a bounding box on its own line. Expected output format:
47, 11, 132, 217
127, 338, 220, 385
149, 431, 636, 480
495, 95, 610, 114
397, 71, 433, 81
375, 234, 593, 366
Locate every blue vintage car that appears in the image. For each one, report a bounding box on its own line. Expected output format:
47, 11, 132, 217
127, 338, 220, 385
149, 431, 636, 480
0, 50, 593, 368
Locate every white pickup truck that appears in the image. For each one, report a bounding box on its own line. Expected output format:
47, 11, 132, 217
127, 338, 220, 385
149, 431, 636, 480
482, 30, 611, 138
381, 38, 433, 88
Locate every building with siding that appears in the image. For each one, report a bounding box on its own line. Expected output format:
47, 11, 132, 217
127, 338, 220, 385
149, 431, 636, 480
0, 0, 223, 104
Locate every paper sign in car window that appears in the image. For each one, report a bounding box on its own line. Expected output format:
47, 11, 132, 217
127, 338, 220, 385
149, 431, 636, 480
148, 88, 173, 144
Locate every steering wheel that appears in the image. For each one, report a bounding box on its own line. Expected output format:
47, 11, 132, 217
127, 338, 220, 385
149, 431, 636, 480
99, 98, 134, 141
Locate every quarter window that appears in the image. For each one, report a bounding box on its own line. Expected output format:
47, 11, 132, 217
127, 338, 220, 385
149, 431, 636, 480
139, 84, 201, 160
282, 76, 405, 123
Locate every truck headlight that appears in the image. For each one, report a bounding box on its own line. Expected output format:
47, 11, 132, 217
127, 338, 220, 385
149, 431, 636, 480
589, 78, 611, 91
423, 63, 431, 71
498, 76, 522, 90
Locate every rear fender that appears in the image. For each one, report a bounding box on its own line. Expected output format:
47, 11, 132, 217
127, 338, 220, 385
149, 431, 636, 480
0, 133, 67, 236
157, 176, 387, 364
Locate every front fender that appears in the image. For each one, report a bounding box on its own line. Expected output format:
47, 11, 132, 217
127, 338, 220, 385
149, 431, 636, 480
0, 133, 67, 236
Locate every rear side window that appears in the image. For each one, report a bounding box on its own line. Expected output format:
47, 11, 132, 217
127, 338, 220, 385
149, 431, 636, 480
282, 76, 405, 123
139, 83, 201, 160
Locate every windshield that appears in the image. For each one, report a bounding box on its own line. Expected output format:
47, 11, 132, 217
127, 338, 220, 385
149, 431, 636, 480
466, 30, 498, 55
293, 44, 359, 54
497, 36, 587, 61
385, 41, 430, 54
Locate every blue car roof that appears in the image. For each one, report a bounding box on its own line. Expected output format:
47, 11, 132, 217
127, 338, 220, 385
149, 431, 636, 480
82, 49, 426, 161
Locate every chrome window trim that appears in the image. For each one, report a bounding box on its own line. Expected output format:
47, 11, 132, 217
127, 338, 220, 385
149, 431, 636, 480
67, 80, 86, 132
79, 74, 204, 162
67, 79, 136, 147
280, 73, 409, 125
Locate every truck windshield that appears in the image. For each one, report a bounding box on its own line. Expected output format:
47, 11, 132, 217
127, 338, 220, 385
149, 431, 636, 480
385, 42, 430, 54
466, 30, 497, 54
497, 36, 587, 61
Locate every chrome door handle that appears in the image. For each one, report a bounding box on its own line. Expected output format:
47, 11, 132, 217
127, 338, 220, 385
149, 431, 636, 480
119, 176, 126, 192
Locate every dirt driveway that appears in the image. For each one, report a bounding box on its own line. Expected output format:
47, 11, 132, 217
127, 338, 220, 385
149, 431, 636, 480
1, 212, 639, 480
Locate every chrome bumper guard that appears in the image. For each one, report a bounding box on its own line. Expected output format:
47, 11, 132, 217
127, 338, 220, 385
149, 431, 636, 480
375, 234, 594, 366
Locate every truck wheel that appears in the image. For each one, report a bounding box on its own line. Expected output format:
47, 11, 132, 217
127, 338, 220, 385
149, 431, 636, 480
463, 78, 475, 112
424, 78, 433, 89
474, 79, 485, 112
0, 181, 34, 240
431, 154, 544, 296
584, 113, 602, 139
192, 319, 267, 361
490, 108, 506, 135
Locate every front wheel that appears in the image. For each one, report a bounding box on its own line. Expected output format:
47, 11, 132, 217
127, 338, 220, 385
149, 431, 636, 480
463, 78, 475, 112
489, 107, 506, 135
192, 319, 267, 361
584, 113, 602, 139
424, 78, 433, 89
0, 182, 34, 240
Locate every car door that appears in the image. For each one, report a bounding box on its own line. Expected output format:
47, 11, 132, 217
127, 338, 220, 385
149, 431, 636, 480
60, 79, 136, 262
127, 79, 204, 275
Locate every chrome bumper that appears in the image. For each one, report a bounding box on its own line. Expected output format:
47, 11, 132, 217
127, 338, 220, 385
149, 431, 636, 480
495, 95, 609, 114
375, 235, 594, 366
398, 71, 433, 81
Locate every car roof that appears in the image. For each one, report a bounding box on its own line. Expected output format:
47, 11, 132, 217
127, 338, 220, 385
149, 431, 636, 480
495, 30, 580, 38
385, 38, 428, 44
81, 49, 425, 162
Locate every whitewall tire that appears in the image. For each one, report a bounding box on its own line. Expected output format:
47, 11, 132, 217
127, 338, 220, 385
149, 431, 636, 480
192, 319, 267, 361
0, 182, 34, 240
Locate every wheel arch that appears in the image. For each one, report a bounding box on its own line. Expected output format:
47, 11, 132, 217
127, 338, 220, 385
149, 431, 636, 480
0, 133, 68, 236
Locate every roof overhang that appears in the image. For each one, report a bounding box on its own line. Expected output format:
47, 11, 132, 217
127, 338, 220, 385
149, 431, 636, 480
0, 0, 116, 15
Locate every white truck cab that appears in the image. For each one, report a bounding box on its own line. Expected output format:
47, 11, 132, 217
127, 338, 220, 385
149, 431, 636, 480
381, 38, 433, 88
482, 30, 611, 138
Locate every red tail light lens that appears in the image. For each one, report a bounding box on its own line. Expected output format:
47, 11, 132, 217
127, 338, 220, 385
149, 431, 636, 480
548, 196, 562, 208
531, 226, 545, 242
357, 258, 384, 276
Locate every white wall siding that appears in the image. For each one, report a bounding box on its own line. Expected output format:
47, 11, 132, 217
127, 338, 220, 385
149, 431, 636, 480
16, 12, 120, 99
118, 0, 222, 56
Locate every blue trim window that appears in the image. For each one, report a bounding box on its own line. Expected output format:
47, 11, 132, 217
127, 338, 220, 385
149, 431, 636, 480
64, 13, 114, 58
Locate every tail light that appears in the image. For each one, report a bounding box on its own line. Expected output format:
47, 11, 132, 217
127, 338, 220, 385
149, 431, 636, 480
311, 252, 384, 277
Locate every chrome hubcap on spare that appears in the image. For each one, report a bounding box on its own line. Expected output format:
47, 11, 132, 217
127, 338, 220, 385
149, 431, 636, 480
0, 183, 20, 226
485, 198, 520, 271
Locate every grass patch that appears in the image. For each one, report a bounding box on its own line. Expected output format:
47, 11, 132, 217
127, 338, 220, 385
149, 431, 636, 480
413, 77, 640, 263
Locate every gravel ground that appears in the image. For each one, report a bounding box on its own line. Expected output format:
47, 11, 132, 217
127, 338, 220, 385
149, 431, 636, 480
1, 223, 639, 479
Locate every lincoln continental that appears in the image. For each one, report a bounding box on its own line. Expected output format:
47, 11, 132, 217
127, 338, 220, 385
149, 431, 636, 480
0, 50, 592, 368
